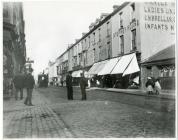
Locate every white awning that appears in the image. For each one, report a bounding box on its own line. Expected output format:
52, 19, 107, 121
98, 57, 121, 75
122, 54, 140, 76
72, 70, 83, 77
111, 53, 135, 74
88, 60, 108, 75
84, 71, 90, 78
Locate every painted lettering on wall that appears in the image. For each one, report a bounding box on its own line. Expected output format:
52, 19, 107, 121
113, 20, 139, 39
144, 2, 175, 32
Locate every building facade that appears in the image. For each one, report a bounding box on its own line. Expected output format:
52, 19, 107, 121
3, 2, 26, 95
111, 2, 175, 89
52, 1, 175, 90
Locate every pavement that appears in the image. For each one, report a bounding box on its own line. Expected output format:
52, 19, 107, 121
3, 87, 175, 138
91, 87, 175, 100
3, 89, 74, 138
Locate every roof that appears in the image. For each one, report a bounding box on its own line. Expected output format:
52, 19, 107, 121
66, 2, 130, 52
142, 44, 175, 65
57, 2, 130, 60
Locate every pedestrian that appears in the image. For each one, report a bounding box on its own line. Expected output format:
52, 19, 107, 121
13, 70, 25, 100
88, 79, 91, 88
24, 68, 35, 106
61, 77, 63, 87
145, 77, 154, 95
66, 72, 73, 100
154, 78, 161, 95
79, 72, 87, 100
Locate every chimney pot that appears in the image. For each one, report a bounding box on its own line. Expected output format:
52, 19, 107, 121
113, 5, 120, 11
82, 32, 86, 36
100, 13, 109, 20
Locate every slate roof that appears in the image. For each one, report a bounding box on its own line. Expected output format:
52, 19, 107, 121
142, 44, 175, 64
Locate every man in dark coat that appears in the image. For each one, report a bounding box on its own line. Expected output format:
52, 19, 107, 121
24, 68, 35, 106
13, 71, 25, 100
79, 72, 87, 100
66, 72, 73, 100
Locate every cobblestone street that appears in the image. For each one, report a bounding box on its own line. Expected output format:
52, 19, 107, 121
3, 87, 175, 138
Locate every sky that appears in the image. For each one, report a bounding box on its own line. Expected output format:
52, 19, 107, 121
23, 0, 125, 77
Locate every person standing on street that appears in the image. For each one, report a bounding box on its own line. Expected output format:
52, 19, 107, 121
79, 72, 87, 100
13, 70, 25, 100
145, 77, 154, 95
154, 78, 162, 95
24, 68, 35, 106
66, 72, 73, 100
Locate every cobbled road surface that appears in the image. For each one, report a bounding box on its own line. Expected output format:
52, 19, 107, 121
3, 86, 175, 138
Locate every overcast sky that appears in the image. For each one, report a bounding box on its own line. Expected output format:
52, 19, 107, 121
23, 0, 126, 77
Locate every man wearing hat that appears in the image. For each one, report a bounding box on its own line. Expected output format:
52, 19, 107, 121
79, 72, 87, 100
13, 70, 25, 100
24, 68, 35, 106
66, 72, 73, 100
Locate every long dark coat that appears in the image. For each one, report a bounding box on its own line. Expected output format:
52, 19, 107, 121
79, 77, 87, 100
24, 74, 35, 89
66, 74, 73, 99
13, 74, 25, 89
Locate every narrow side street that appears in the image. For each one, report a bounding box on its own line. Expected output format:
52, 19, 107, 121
3, 87, 175, 138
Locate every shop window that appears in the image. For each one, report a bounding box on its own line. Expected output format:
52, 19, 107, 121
159, 66, 175, 77
163, 68, 168, 77
120, 35, 124, 54
169, 66, 175, 77
159, 69, 164, 77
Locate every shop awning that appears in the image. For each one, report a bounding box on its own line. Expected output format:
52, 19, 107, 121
122, 54, 140, 76
88, 60, 108, 75
98, 57, 121, 75
111, 53, 140, 76
72, 70, 83, 77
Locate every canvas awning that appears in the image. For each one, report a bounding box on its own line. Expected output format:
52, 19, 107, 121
122, 54, 140, 76
111, 53, 140, 76
98, 57, 121, 75
72, 70, 83, 77
111, 53, 135, 74
88, 60, 108, 75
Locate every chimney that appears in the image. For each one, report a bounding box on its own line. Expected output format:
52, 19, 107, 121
100, 13, 109, 20
113, 5, 120, 11
82, 32, 87, 36
89, 22, 95, 30
75, 39, 79, 42
95, 18, 100, 25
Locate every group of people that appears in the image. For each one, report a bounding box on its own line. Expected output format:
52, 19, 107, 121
145, 77, 161, 95
66, 72, 87, 100
13, 68, 35, 106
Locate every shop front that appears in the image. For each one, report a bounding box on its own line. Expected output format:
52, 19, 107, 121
88, 53, 140, 89
141, 44, 175, 90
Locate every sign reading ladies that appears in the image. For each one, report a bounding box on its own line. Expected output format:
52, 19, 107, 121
144, 2, 175, 32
